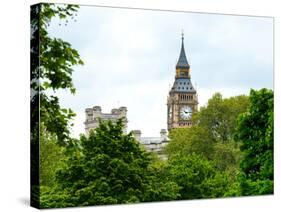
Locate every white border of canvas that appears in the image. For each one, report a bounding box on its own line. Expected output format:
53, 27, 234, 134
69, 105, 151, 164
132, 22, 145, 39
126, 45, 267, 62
0, 0, 279, 211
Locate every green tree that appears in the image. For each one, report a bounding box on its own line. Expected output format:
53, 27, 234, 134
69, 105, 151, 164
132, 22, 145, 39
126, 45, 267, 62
164, 93, 250, 198
166, 126, 214, 160
31, 3, 83, 146
31, 3, 83, 207
167, 153, 230, 199
193, 93, 249, 143
39, 123, 66, 187
40, 120, 180, 208
235, 88, 273, 195
166, 94, 248, 172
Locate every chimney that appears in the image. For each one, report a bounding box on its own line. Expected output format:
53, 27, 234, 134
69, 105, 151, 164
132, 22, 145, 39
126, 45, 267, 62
118, 106, 127, 117
85, 108, 93, 121
132, 130, 141, 141
92, 106, 102, 118
160, 129, 167, 141
111, 108, 118, 114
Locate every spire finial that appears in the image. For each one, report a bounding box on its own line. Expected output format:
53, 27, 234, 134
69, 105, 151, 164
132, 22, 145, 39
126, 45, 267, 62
176, 30, 190, 70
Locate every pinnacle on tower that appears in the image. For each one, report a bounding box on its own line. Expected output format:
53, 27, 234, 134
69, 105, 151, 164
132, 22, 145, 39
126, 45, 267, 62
176, 32, 190, 69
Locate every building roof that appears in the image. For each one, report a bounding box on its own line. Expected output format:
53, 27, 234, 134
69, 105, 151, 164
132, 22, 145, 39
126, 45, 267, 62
170, 78, 196, 93
176, 34, 190, 69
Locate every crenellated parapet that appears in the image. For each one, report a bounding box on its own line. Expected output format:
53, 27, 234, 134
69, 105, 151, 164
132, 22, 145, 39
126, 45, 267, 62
84, 106, 128, 134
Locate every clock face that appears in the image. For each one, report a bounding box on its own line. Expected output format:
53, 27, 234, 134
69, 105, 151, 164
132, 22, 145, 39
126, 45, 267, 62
180, 105, 192, 120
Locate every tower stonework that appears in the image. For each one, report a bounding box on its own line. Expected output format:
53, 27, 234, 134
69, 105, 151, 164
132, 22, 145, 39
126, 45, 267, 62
84, 106, 128, 134
167, 34, 198, 131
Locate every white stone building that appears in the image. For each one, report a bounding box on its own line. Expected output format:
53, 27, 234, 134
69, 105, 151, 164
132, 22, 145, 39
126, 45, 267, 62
84, 106, 169, 159
84, 106, 128, 134
132, 129, 169, 159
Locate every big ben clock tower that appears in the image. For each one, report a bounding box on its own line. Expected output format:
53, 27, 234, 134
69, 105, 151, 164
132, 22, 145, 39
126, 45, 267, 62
167, 33, 198, 131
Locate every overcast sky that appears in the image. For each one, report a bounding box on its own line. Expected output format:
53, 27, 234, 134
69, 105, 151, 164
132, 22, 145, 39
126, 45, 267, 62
47, 5, 273, 137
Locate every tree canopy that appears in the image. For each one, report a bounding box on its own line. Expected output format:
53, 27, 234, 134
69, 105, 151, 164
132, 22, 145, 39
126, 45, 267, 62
164, 93, 251, 198
192, 93, 249, 143
167, 153, 230, 199
31, 3, 84, 146
166, 93, 249, 171
235, 88, 273, 195
40, 120, 180, 208
37, 89, 273, 208
31, 3, 84, 207
39, 123, 66, 187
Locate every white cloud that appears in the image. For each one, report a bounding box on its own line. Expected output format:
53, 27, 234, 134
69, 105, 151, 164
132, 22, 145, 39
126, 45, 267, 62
47, 5, 273, 138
